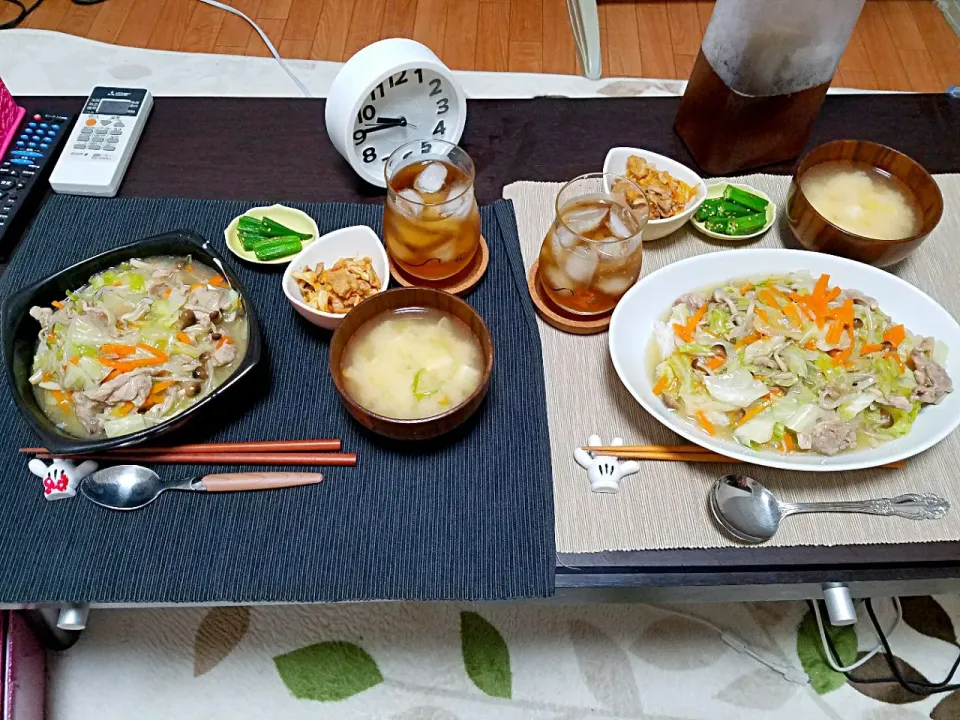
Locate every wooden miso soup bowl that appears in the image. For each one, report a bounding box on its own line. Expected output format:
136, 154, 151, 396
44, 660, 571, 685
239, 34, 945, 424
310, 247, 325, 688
329, 288, 494, 441
786, 140, 943, 267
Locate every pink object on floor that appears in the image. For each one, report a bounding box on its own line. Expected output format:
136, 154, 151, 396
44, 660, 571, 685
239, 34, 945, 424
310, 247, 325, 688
2, 612, 46, 720
0, 79, 26, 160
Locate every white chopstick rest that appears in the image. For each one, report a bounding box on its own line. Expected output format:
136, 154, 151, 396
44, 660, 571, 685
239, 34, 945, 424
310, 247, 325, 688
28, 458, 98, 501
573, 435, 639, 494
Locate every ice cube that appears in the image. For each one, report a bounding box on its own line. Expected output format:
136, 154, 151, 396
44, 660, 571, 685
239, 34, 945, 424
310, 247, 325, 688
597, 236, 641, 261
394, 188, 423, 217
562, 206, 608, 235
443, 185, 474, 219
433, 240, 460, 263
549, 225, 579, 257
540, 262, 573, 291
563, 245, 599, 285
414, 162, 448, 194
594, 274, 635, 296
606, 206, 640, 239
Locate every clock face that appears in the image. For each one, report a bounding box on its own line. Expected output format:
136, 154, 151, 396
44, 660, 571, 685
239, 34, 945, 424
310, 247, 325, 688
350, 67, 460, 180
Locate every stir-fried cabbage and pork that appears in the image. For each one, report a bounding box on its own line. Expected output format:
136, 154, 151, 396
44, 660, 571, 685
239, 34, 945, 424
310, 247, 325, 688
29, 256, 248, 439
651, 272, 953, 456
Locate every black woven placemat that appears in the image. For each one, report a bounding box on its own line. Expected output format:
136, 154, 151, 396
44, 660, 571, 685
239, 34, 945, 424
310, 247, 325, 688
0, 196, 554, 604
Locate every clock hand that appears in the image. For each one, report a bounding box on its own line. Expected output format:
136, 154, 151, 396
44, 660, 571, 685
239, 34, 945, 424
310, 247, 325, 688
374, 116, 407, 126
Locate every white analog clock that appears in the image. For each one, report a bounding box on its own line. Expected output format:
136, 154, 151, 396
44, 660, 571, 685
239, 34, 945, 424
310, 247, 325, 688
325, 39, 467, 188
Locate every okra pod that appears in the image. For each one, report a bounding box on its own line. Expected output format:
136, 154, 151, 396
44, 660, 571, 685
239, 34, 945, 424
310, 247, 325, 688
722, 185, 768, 212
253, 235, 302, 261
259, 216, 313, 240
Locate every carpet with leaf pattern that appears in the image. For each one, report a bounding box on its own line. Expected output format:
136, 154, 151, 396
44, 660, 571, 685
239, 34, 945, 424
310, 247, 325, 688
49, 597, 960, 719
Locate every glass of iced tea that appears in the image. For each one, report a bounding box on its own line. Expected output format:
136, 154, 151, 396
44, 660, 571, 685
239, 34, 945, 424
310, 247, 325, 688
537, 173, 649, 316
383, 140, 481, 282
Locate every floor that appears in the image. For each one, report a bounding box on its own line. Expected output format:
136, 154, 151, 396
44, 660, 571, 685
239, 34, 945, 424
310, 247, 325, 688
46, 597, 960, 720
3, 0, 959, 90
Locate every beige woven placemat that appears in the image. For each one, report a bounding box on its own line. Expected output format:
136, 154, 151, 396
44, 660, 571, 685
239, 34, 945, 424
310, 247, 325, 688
504, 174, 960, 553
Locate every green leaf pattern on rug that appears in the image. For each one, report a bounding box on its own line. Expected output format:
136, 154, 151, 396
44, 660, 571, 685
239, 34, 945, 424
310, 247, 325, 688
796, 608, 857, 695
193, 606, 249, 677
460, 611, 512, 699
274, 641, 383, 701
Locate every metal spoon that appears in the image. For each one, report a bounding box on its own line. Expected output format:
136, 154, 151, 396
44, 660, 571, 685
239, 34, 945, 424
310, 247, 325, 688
80, 464, 323, 511
710, 474, 950, 544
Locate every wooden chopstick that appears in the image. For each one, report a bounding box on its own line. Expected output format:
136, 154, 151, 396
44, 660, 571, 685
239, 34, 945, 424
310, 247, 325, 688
20, 439, 341, 454
581, 445, 905, 470
33, 452, 357, 467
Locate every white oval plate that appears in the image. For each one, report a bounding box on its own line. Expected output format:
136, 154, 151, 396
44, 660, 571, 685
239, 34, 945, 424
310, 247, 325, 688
602, 146, 707, 241
690, 181, 777, 241
609, 248, 960, 472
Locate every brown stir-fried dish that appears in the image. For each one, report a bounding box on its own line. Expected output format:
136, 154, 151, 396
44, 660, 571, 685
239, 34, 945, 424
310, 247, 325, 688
293, 256, 381, 314
624, 155, 698, 220
29, 256, 248, 439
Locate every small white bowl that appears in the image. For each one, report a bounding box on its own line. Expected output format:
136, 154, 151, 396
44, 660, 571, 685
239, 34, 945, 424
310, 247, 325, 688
690, 181, 777, 241
282, 225, 390, 330
225, 204, 319, 265
602, 147, 707, 241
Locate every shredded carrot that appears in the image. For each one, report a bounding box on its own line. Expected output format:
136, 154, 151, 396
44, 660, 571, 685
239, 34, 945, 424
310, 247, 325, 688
833, 346, 853, 366
210, 274, 227, 288
705, 355, 726, 371
151, 381, 175, 394
736, 400, 770, 428
101, 369, 120, 384
652, 375, 669, 395
790, 293, 817, 321
185, 264, 194, 272
735, 332, 761, 350
42, 372, 52, 382
768, 387, 785, 397
782, 302, 803, 329
100, 344, 136, 357
813, 273, 830, 301
141, 393, 164, 409
829, 299, 855, 328
803, 341, 819, 351
136, 343, 168, 360
189, 283, 204, 292
47, 333, 57, 344
824, 286, 842, 304
739, 283, 753, 296
755, 307, 771, 324
783, 433, 794, 452
695, 410, 716, 436
825, 320, 844, 345
69, 356, 80, 365
112, 402, 135, 418
51, 390, 72, 408
862, 343, 885, 355
672, 304, 708, 343
767, 286, 791, 305
164, 288, 172, 298
176, 332, 193, 345
883, 324, 905, 348
756, 288, 781, 308
51, 300, 65, 309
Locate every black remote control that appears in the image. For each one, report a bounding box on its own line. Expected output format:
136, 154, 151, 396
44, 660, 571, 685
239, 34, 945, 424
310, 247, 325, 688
0, 111, 75, 259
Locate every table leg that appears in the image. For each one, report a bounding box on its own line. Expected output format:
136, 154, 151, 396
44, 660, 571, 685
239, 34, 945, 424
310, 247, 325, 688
565, 0, 602, 80
19, 608, 83, 650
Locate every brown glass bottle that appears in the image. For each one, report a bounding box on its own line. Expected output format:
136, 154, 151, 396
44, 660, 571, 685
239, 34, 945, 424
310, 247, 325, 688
674, 49, 831, 175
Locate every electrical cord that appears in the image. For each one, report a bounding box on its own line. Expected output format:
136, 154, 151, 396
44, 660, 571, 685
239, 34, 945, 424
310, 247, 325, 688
0, 0, 105, 30
813, 598, 960, 696
195, 0, 311, 97
811, 596, 902, 673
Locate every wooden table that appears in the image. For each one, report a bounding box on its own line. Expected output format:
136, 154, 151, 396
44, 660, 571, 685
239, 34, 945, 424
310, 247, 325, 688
13, 93, 960, 605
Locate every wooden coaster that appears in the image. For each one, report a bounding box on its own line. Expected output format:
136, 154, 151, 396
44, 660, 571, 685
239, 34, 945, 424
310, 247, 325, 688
389, 235, 489, 296
527, 260, 612, 334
